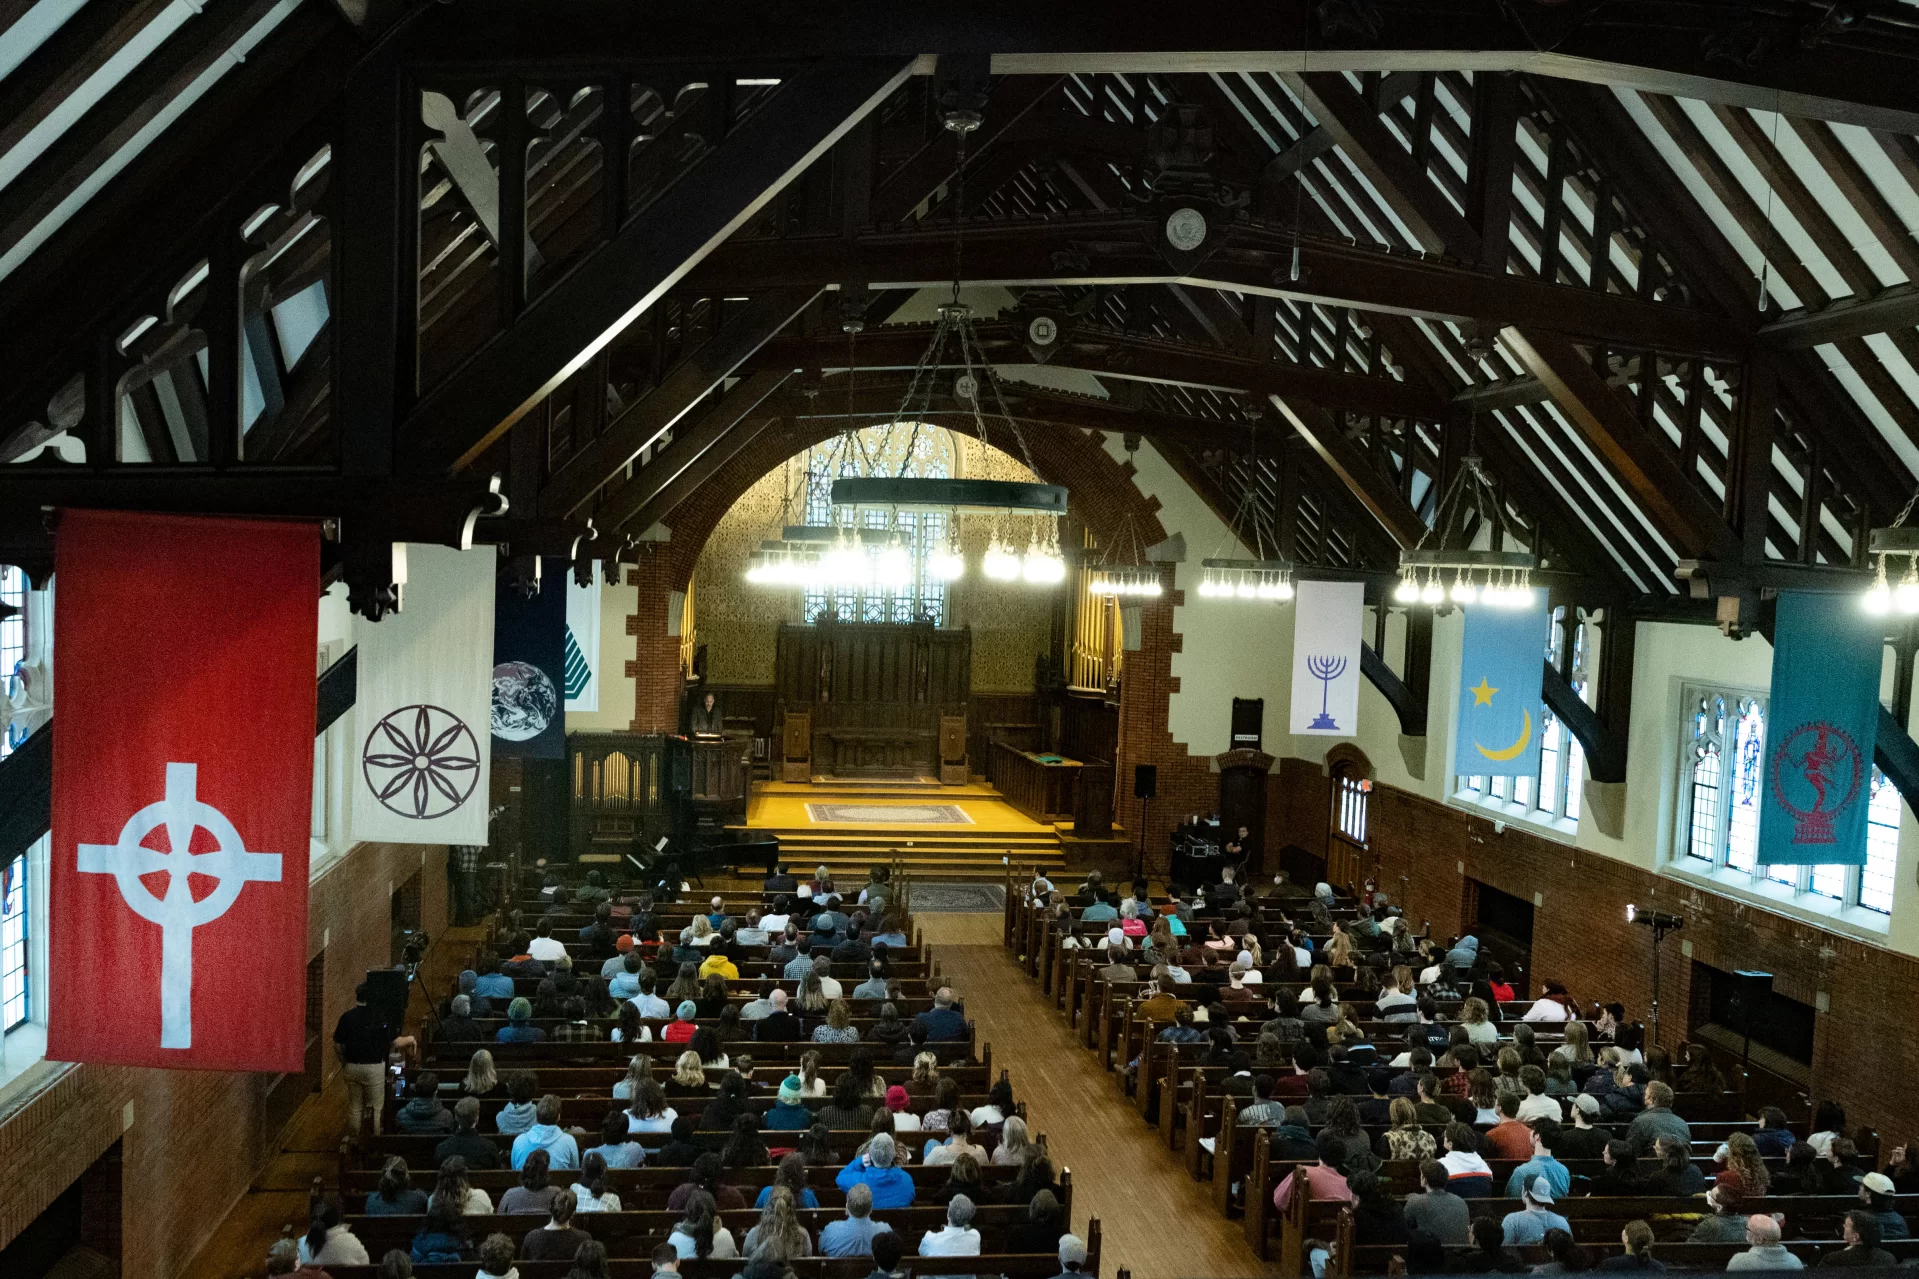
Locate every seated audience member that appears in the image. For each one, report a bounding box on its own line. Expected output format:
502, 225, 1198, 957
755, 1152, 821, 1210
1274, 1132, 1357, 1211
1483, 1093, 1537, 1160
1596, 1221, 1664, 1272
1009, 1188, 1067, 1255
430, 1157, 493, 1215
410, 1200, 471, 1265
1823, 1138, 1869, 1197
754, 989, 805, 1042
667, 1190, 739, 1261
511, 1095, 580, 1171
1403, 1159, 1470, 1245
496, 998, 545, 1044
1440, 1122, 1495, 1198
1500, 1176, 1570, 1247
837, 1132, 915, 1208
365, 1157, 429, 1216
585, 1108, 646, 1169
1753, 1106, 1798, 1159
1557, 1093, 1611, 1160
568, 1151, 622, 1213
1728, 1214, 1804, 1271
1809, 1101, 1847, 1158
765, 1074, 815, 1130
1640, 1135, 1705, 1197
300, 1197, 370, 1266
1860, 1173, 1911, 1240
911, 987, 969, 1041
918, 1195, 982, 1261
1687, 1176, 1752, 1241
819, 1182, 893, 1258
742, 1185, 813, 1261
1625, 1081, 1690, 1155
1587, 1140, 1644, 1198
396, 1072, 456, 1134
438, 996, 485, 1044
520, 1190, 592, 1262
1505, 1119, 1571, 1200
1463, 1216, 1525, 1274
1349, 1171, 1411, 1246
1534, 1227, 1594, 1274
497, 1150, 556, 1215
1819, 1210, 1896, 1268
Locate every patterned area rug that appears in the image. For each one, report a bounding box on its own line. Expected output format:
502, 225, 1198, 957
908, 882, 1006, 913
804, 802, 974, 825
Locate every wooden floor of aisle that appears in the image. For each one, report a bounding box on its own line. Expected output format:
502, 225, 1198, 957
917, 911, 1275, 1279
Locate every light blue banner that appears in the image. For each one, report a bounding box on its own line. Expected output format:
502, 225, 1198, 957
1756, 592, 1881, 866
1454, 602, 1548, 779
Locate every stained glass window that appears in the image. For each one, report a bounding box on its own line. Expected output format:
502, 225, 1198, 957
801, 426, 955, 625
1, 852, 25, 1031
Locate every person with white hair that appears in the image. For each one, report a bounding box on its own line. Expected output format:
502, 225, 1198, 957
836, 1131, 916, 1208
919, 1193, 982, 1259
1051, 1233, 1089, 1278
819, 1182, 894, 1257
1727, 1214, 1803, 1271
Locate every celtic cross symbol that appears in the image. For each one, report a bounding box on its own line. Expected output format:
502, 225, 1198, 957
362, 704, 481, 819
77, 762, 282, 1049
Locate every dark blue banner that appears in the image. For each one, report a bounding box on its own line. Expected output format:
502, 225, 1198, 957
492, 560, 566, 759
1756, 592, 1881, 866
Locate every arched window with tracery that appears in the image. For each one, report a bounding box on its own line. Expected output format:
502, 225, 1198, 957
801, 425, 955, 625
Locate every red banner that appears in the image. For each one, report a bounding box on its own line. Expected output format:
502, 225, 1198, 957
50, 511, 318, 1072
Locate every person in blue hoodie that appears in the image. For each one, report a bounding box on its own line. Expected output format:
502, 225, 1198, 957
473, 955, 516, 1002
1444, 934, 1479, 977
511, 1094, 580, 1171
836, 1132, 916, 1209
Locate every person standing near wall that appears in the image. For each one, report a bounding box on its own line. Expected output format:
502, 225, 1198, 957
333, 982, 416, 1136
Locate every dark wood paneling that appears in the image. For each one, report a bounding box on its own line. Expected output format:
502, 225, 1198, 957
774, 622, 971, 777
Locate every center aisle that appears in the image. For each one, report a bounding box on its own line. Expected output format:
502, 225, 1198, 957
916, 911, 1275, 1279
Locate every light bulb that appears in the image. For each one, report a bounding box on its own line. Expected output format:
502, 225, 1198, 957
1509, 586, 1537, 610
1274, 579, 1294, 601
1235, 579, 1255, 598
876, 544, 912, 589
1419, 578, 1444, 604
1864, 583, 1892, 615
930, 547, 965, 581
1450, 579, 1478, 604
1898, 582, 1919, 614
1394, 577, 1420, 604
1197, 578, 1214, 598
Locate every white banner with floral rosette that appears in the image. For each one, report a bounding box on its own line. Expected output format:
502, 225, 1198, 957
348, 544, 495, 844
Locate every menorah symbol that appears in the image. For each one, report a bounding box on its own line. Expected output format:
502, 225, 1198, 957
1307, 654, 1347, 730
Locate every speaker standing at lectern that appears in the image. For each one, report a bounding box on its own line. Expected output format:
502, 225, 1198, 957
690, 689, 723, 736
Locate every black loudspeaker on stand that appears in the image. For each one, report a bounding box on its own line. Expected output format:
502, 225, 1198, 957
1132, 765, 1157, 881
363, 968, 410, 1030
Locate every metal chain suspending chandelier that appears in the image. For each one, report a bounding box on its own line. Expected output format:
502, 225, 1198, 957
1392, 451, 1538, 609
818, 98, 1067, 590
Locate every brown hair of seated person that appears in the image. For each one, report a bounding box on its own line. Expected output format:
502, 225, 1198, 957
941, 1151, 985, 1200
378, 1249, 414, 1279
722, 1112, 769, 1169
1619, 1220, 1656, 1259
1724, 1131, 1770, 1197
478, 1232, 517, 1278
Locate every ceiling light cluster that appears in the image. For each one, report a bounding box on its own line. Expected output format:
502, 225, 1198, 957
1090, 566, 1162, 597
1395, 452, 1540, 611
1198, 558, 1294, 601
1393, 560, 1538, 609
1863, 525, 1919, 615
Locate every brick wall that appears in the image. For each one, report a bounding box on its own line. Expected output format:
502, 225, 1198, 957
1359, 779, 1919, 1144
0, 840, 447, 1277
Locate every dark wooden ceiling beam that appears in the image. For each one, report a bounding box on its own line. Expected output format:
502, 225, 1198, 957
742, 322, 1448, 420
399, 56, 916, 474
397, 2, 1919, 135
1503, 326, 1738, 563
1287, 71, 1479, 261
684, 220, 1749, 355
1761, 285, 1919, 346
589, 368, 794, 534
1270, 396, 1429, 550
539, 287, 820, 518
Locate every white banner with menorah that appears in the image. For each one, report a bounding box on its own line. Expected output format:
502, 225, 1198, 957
1289, 580, 1364, 737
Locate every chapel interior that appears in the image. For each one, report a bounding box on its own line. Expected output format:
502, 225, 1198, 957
7, 3, 1919, 1279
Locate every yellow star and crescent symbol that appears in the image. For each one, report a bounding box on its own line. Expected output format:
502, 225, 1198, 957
1467, 676, 1532, 761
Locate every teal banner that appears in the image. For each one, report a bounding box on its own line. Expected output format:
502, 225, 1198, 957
1454, 602, 1548, 779
1757, 592, 1881, 866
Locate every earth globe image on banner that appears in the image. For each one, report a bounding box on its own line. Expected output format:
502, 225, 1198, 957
491, 661, 558, 740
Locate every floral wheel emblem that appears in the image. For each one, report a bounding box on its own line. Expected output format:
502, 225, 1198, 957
363, 704, 482, 819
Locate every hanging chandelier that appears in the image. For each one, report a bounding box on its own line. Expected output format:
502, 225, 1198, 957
1391, 452, 1539, 609
1088, 507, 1162, 597
814, 104, 1065, 589
1196, 419, 1292, 605
1862, 492, 1919, 614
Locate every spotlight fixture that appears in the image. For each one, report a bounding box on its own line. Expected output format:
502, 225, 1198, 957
1625, 904, 1685, 930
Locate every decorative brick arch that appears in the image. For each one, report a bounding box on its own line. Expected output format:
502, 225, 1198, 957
621, 416, 1172, 731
